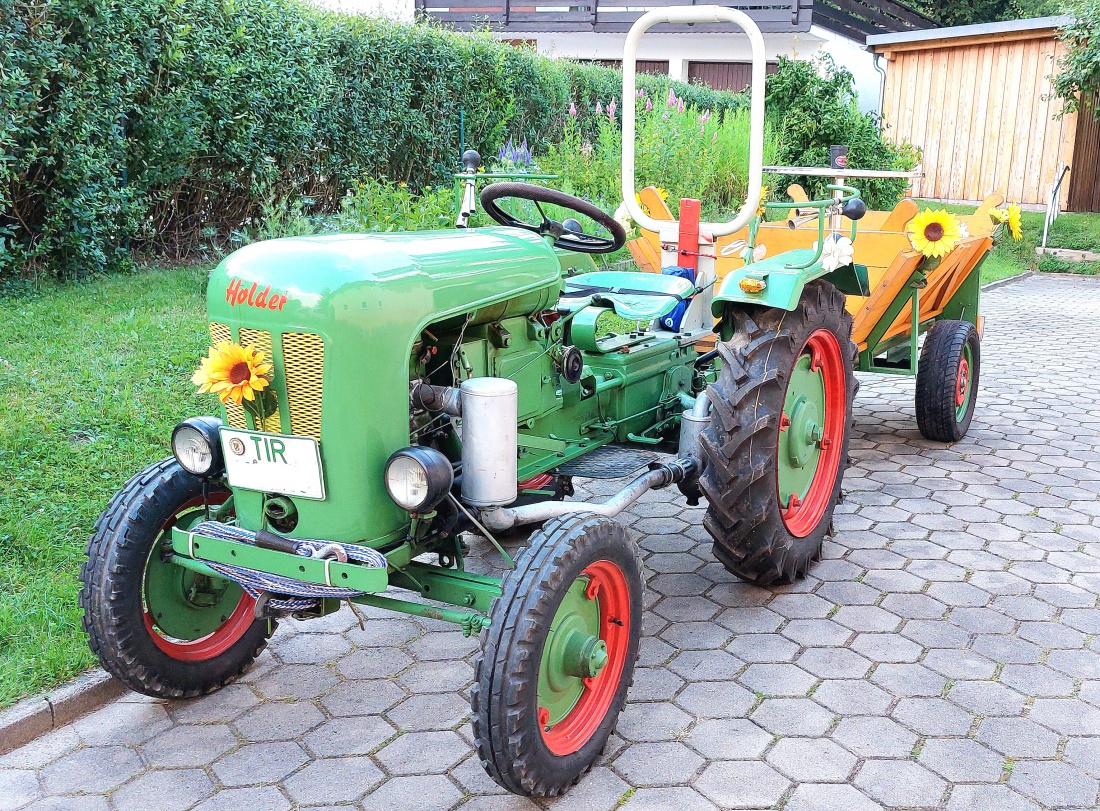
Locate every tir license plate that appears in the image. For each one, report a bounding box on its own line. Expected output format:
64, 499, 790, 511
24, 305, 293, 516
220, 429, 325, 500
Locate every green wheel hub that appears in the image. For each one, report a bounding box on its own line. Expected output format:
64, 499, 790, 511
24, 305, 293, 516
537, 577, 606, 728
144, 504, 246, 643
778, 352, 827, 507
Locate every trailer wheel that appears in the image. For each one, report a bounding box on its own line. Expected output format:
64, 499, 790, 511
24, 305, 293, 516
80, 458, 275, 698
471, 514, 643, 796
916, 320, 980, 442
701, 280, 857, 586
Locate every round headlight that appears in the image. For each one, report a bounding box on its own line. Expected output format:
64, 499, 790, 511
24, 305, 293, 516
171, 417, 225, 477
384, 447, 454, 513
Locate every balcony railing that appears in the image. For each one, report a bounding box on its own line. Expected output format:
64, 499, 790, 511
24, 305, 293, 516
413, 1, 814, 35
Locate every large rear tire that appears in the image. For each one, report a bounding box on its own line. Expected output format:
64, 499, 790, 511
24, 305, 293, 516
471, 514, 643, 796
700, 280, 857, 585
80, 458, 275, 698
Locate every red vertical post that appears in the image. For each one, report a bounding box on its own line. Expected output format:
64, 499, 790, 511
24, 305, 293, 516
678, 198, 701, 271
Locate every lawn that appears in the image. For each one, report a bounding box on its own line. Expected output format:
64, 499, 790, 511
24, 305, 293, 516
0, 266, 216, 707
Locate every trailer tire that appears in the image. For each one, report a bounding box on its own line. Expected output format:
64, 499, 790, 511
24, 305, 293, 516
80, 458, 275, 698
700, 281, 857, 586
471, 514, 643, 796
916, 319, 980, 442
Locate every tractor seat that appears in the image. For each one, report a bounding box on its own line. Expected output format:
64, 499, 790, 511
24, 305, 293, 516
561, 271, 696, 322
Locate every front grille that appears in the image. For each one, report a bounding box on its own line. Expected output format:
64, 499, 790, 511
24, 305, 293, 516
209, 322, 247, 429
238, 327, 282, 432
281, 331, 325, 441
208, 323, 323, 440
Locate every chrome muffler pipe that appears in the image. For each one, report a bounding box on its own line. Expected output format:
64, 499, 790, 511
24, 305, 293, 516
480, 458, 696, 532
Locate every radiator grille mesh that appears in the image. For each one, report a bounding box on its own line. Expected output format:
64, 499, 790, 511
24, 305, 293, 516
209, 322, 247, 429
281, 332, 324, 440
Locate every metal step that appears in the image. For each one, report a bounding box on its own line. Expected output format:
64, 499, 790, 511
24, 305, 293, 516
556, 444, 666, 479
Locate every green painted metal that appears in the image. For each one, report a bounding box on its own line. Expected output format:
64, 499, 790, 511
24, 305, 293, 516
207, 229, 561, 546
824, 263, 871, 297
537, 577, 604, 726
388, 560, 503, 614
147, 506, 246, 641
711, 249, 822, 313
169, 526, 390, 593
350, 593, 490, 635
777, 353, 826, 506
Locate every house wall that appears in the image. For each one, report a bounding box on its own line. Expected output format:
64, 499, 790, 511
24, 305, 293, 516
877, 30, 1079, 208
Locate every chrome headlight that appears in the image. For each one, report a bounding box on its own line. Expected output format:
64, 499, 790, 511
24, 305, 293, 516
171, 417, 225, 478
384, 447, 454, 513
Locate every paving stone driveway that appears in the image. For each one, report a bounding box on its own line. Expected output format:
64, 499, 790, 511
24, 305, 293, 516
3, 274, 1100, 811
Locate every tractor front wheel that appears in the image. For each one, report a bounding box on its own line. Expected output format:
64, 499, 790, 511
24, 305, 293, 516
701, 280, 857, 585
471, 514, 643, 796
80, 458, 275, 698
915, 319, 980, 442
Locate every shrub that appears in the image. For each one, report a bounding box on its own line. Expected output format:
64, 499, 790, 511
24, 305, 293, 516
1, 0, 746, 281
765, 56, 920, 210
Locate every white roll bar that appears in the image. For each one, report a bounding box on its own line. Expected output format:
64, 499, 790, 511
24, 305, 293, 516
621, 6, 766, 238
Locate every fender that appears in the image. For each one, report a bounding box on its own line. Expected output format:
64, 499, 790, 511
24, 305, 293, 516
711, 250, 870, 313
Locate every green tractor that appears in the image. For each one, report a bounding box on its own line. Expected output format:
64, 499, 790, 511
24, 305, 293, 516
81, 7, 880, 797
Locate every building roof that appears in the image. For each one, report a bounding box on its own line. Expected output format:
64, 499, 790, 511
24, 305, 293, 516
867, 14, 1073, 48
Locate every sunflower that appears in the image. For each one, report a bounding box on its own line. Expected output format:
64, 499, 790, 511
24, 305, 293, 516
908, 209, 962, 259
755, 185, 770, 218
989, 207, 1010, 225
192, 341, 273, 406
1006, 203, 1023, 241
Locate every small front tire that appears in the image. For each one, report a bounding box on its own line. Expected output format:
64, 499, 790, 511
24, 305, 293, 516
80, 458, 275, 698
915, 319, 980, 442
471, 514, 643, 796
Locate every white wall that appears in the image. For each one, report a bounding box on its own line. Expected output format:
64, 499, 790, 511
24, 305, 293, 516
510, 30, 826, 83
503, 28, 881, 112
808, 25, 881, 114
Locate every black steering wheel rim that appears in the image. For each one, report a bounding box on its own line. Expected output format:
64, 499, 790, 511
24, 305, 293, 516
479, 182, 626, 255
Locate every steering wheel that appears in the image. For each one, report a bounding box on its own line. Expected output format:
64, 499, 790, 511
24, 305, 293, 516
480, 183, 626, 255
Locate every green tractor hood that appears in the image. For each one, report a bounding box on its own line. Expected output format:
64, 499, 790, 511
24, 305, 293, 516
206, 228, 562, 545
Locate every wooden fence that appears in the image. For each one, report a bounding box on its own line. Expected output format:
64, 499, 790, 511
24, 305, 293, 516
877, 28, 1080, 207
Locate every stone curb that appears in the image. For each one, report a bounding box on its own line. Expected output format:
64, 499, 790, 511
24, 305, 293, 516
0, 268, 1048, 760
1035, 246, 1100, 262
981, 270, 1033, 292
0, 670, 124, 756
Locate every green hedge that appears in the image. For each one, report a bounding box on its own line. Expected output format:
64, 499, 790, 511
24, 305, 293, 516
1, 0, 745, 281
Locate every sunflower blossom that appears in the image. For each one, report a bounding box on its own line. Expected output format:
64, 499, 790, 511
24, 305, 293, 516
908, 209, 962, 259
1006, 203, 1023, 241
192, 341, 273, 406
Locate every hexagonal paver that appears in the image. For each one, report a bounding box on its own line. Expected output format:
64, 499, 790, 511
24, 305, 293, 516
360, 774, 463, 811
1009, 760, 1100, 808
831, 716, 917, 758
191, 786, 291, 811
615, 702, 693, 742
685, 718, 772, 760
140, 724, 238, 768
212, 741, 309, 786
785, 783, 883, 811
111, 769, 215, 811
751, 698, 835, 736
232, 699, 326, 741
767, 738, 856, 782
302, 716, 397, 757
695, 761, 790, 808
41, 747, 143, 795
374, 731, 469, 775
854, 760, 947, 807
283, 756, 384, 805
612, 742, 704, 786
919, 738, 1005, 782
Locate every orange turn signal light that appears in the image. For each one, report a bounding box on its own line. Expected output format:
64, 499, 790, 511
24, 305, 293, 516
739, 277, 767, 294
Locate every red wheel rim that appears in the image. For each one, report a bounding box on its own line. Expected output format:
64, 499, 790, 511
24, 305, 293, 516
778, 329, 847, 537
541, 560, 631, 756
144, 494, 257, 661
955, 357, 970, 407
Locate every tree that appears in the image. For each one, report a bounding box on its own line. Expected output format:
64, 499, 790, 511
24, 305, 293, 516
1054, 0, 1100, 117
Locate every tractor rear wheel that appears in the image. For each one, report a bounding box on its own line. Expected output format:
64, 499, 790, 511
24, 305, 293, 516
915, 319, 980, 442
700, 281, 857, 586
80, 458, 275, 698
471, 514, 643, 796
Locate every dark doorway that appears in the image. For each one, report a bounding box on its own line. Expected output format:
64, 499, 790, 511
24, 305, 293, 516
687, 61, 778, 92
1068, 92, 1100, 213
